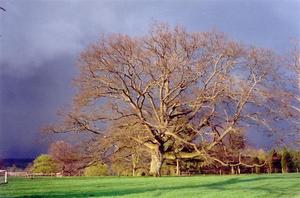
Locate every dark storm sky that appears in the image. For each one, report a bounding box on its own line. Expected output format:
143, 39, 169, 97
0, 0, 300, 159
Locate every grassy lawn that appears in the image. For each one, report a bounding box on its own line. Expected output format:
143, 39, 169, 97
0, 174, 299, 198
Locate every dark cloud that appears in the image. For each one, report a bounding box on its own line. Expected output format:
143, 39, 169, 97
0, 55, 76, 158
0, 0, 299, 158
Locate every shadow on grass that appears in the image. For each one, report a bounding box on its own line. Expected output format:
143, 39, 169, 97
9, 174, 300, 197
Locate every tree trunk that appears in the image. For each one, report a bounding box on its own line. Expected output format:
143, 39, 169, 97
132, 168, 136, 176
132, 154, 137, 176
149, 152, 163, 177
231, 166, 235, 175
255, 166, 260, 174
176, 159, 180, 176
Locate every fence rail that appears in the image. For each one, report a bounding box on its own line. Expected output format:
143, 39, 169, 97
7, 172, 63, 178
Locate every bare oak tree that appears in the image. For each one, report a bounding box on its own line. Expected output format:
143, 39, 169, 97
48, 24, 292, 176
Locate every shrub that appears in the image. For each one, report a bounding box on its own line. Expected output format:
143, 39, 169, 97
84, 163, 109, 176
31, 154, 59, 173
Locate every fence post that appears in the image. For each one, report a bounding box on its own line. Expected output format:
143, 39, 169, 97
4, 171, 7, 183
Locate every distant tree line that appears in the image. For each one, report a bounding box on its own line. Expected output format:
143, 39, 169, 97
21, 140, 299, 176
3, 138, 299, 176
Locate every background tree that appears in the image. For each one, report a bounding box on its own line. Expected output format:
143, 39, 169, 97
6, 165, 23, 172
48, 141, 82, 175
269, 150, 282, 173
291, 150, 300, 172
31, 154, 59, 174
251, 149, 267, 174
47, 23, 293, 176
281, 148, 294, 173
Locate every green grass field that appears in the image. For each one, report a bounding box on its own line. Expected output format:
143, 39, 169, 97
0, 174, 300, 198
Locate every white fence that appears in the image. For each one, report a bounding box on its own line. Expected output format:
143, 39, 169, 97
7, 172, 27, 177
7, 172, 63, 178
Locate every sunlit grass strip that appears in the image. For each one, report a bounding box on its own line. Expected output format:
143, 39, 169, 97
0, 174, 299, 198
